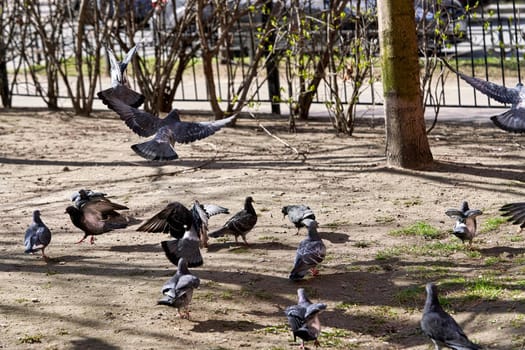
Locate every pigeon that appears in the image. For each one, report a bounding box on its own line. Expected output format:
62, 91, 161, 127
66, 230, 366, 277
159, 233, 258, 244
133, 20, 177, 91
137, 201, 229, 245
70, 189, 108, 209
138, 201, 193, 239
284, 288, 327, 350
24, 210, 52, 260
160, 203, 206, 267
208, 196, 257, 246
96, 91, 237, 161
190, 200, 230, 248
282, 204, 316, 234
499, 202, 525, 229
98, 43, 145, 108
443, 59, 525, 133
65, 197, 129, 244
445, 201, 483, 246
421, 282, 482, 350
158, 258, 200, 319
289, 219, 326, 281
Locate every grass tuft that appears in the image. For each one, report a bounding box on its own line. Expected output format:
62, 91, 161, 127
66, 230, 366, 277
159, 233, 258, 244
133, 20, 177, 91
390, 221, 443, 239
480, 217, 507, 233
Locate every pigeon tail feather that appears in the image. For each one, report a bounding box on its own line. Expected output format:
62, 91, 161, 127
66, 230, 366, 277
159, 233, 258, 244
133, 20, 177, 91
131, 140, 178, 161
491, 110, 525, 133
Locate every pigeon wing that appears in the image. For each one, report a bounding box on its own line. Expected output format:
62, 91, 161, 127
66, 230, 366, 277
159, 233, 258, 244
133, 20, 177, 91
174, 274, 201, 297
169, 115, 236, 144
445, 208, 465, 219
161, 239, 203, 268
224, 210, 257, 234
96, 93, 161, 137
201, 204, 230, 217
137, 202, 191, 238
285, 304, 306, 332
443, 60, 520, 104
491, 109, 525, 133
500, 202, 525, 228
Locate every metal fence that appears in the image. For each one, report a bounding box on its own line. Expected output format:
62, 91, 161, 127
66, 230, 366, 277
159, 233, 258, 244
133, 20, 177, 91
3, 0, 525, 112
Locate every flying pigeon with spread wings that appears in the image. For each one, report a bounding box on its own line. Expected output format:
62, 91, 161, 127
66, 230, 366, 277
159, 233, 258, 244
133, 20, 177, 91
443, 59, 525, 133
96, 92, 236, 161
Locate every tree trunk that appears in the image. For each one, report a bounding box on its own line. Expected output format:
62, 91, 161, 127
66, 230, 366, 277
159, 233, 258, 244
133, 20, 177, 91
378, 0, 433, 169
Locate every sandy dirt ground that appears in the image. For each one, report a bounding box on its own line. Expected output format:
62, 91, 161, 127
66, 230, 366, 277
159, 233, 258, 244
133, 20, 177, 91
0, 108, 524, 350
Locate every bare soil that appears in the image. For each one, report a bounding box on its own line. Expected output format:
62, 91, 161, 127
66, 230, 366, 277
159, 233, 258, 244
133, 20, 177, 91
0, 109, 524, 350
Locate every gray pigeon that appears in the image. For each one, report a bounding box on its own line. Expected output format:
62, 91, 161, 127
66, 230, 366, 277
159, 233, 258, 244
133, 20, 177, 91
98, 43, 145, 108
445, 201, 482, 246
208, 196, 257, 246
96, 92, 236, 161
421, 282, 482, 350
282, 204, 316, 234
138, 200, 229, 246
160, 203, 206, 267
284, 288, 327, 349
499, 202, 525, 229
70, 189, 108, 209
443, 60, 525, 133
289, 219, 326, 281
65, 197, 129, 244
158, 258, 200, 319
24, 210, 52, 260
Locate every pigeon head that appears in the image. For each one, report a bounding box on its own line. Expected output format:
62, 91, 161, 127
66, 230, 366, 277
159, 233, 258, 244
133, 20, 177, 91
460, 201, 469, 212
65, 206, 77, 214
297, 288, 309, 304
70, 191, 80, 202
33, 209, 41, 218
177, 258, 190, 273
424, 282, 442, 312
303, 219, 318, 229
246, 196, 254, 204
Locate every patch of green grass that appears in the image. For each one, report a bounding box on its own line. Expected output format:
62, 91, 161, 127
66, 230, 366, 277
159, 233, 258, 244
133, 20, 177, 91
220, 291, 233, 300
389, 221, 443, 239
402, 197, 422, 207
230, 246, 250, 254
15, 298, 29, 303
510, 235, 524, 242
375, 247, 401, 260
405, 265, 452, 281
510, 314, 525, 329
480, 217, 507, 233
394, 285, 425, 306
258, 323, 289, 335
353, 240, 371, 248
321, 327, 353, 347
445, 275, 504, 301
377, 240, 472, 259
18, 333, 43, 344
375, 216, 395, 224
485, 256, 504, 266
467, 276, 503, 301
335, 301, 354, 311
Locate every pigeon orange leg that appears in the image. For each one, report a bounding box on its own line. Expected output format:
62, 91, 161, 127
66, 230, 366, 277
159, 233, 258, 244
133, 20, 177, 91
310, 267, 319, 276
76, 236, 87, 244
90, 236, 96, 244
